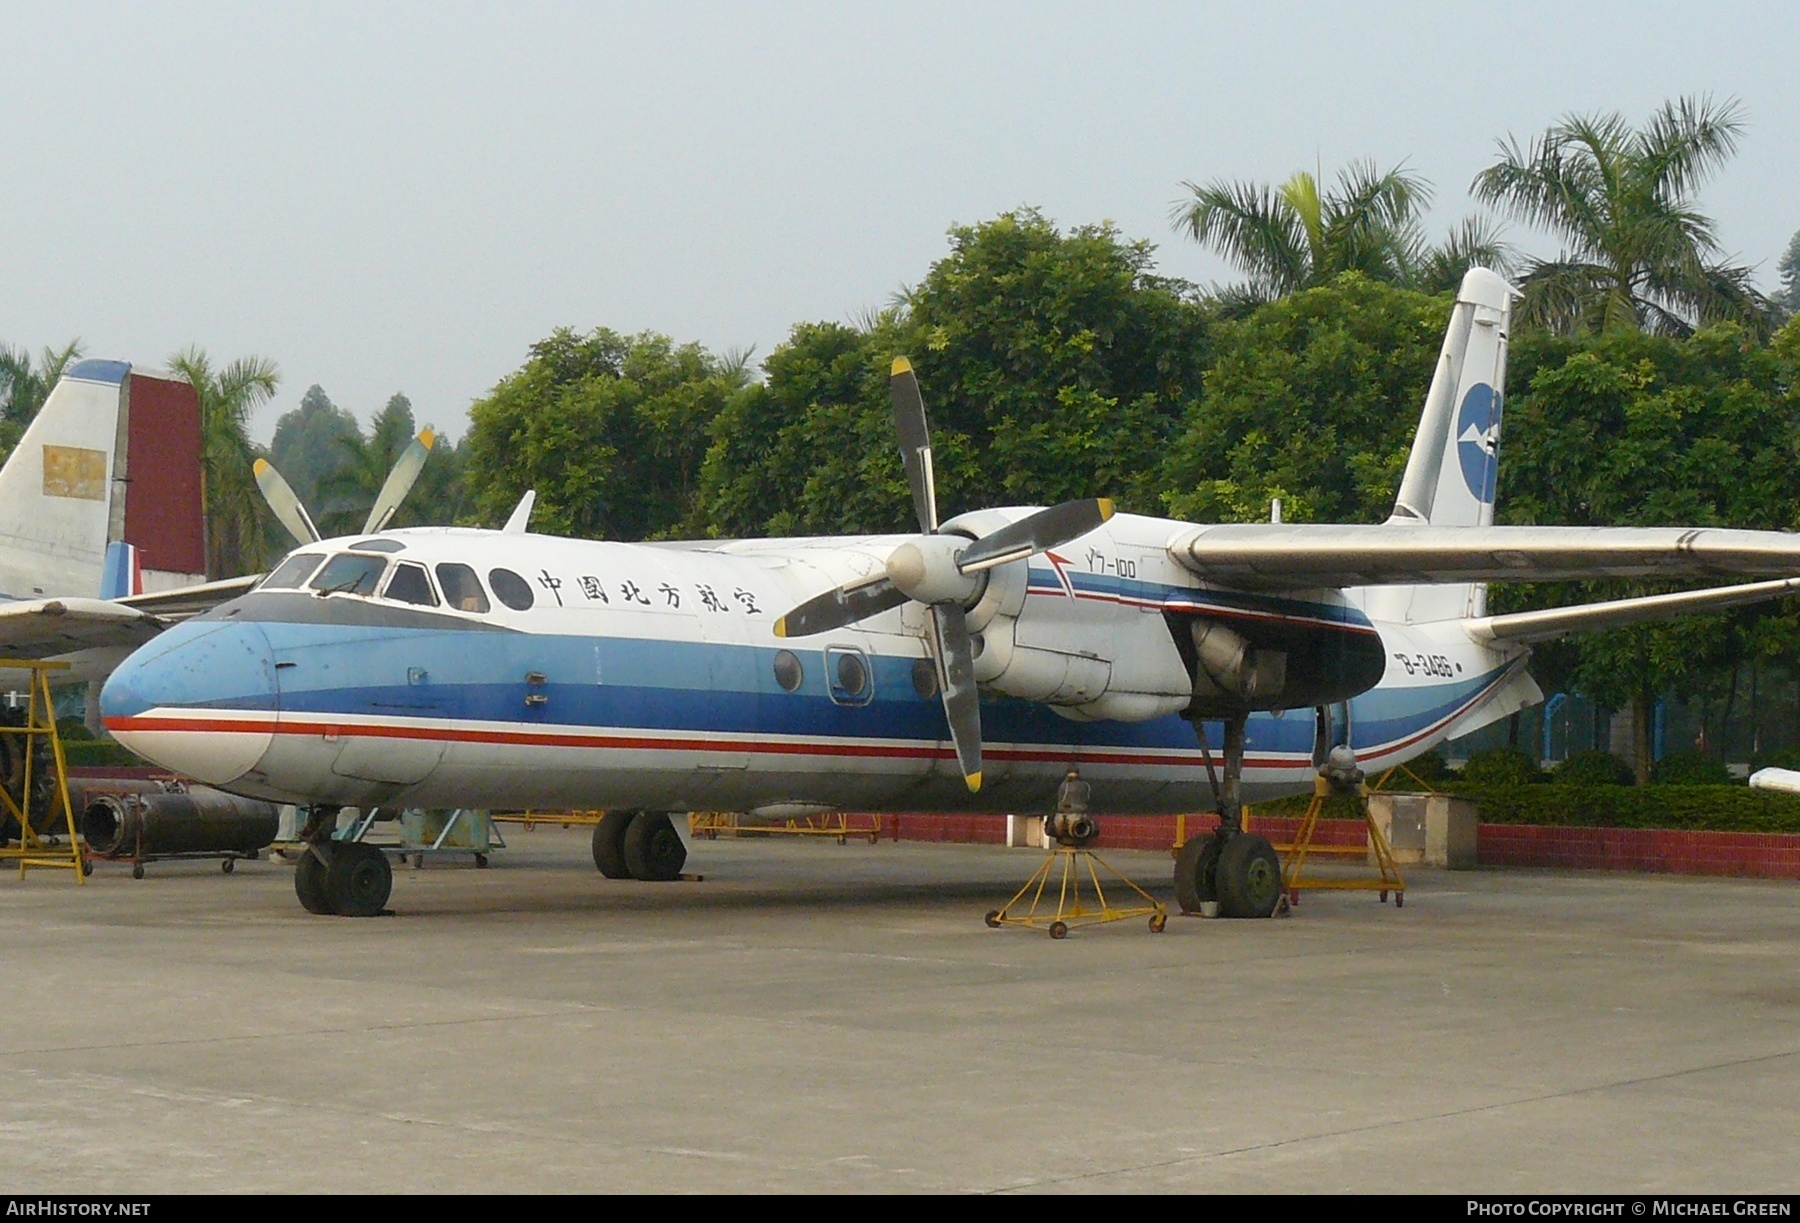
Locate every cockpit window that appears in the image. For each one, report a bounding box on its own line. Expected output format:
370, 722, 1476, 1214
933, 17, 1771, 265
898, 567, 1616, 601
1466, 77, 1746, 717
435, 563, 490, 613
309, 553, 388, 596
349, 539, 406, 553
261, 553, 325, 590
383, 562, 439, 607
488, 568, 535, 611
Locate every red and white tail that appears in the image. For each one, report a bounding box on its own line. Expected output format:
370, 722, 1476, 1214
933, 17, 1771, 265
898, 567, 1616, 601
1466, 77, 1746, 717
0, 360, 207, 601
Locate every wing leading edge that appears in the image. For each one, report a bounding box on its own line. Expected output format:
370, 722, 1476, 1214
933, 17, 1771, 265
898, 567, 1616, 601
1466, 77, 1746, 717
1169, 524, 1800, 590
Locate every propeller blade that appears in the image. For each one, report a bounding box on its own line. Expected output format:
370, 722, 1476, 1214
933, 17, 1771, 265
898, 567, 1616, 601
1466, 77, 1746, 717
929, 603, 982, 791
889, 357, 938, 534
362, 429, 436, 534
253, 458, 320, 545
957, 497, 1116, 573
774, 576, 908, 638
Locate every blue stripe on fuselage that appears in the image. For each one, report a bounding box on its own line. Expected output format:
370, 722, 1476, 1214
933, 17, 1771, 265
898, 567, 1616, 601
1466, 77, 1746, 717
111, 617, 1505, 759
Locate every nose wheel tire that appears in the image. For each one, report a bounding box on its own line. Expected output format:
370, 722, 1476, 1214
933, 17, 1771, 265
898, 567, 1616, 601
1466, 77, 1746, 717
592, 811, 636, 879
293, 842, 394, 917
623, 812, 687, 882
295, 847, 335, 915
1216, 833, 1282, 919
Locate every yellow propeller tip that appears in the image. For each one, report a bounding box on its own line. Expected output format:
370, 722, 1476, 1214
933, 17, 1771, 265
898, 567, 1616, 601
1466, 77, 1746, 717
1097, 497, 1116, 520
418, 429, 436, 449
966, 771, 982, 793
891, 356, 913, 376
772, 619, 788, 638
253, 458, 270, 475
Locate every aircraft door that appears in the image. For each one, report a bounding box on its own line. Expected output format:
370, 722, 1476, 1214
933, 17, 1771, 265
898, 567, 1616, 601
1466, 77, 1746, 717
1312, 700, 1351, 768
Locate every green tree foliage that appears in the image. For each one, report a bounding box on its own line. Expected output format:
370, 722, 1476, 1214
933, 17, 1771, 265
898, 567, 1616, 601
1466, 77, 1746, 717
693, 319, 918, 538
0, 340, 84, 463
1171, 162, 1509, 305
268, 385, 360, 508
1474, 96, 1776, 337
690, 209, 1213, 538
1494, 323, 1800, 779
1779, 227, 1800, 316
1161, 275, 1450, 524
166, 348, 280, 578
465, 329, 751, 540
1549, 750, 1633, 786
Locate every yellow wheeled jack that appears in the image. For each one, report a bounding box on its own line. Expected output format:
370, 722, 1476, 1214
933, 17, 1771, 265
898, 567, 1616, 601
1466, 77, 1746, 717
0, 660, 85, 884
985, 771, 1167, 938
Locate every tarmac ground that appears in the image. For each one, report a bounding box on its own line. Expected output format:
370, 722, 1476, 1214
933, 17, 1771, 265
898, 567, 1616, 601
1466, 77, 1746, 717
2, 825, 1797, 1194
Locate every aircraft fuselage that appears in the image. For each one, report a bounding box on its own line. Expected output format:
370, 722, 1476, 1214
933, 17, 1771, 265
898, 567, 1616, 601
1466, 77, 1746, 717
101, 514, 1526, 817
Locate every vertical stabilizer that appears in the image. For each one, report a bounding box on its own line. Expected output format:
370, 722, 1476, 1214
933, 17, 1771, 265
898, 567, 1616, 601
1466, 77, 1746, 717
0, 360, 131, 600
1374, 268, 1513, 622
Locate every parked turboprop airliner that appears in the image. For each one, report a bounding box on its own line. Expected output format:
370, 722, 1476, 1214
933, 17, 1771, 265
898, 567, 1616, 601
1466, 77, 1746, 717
101, 271, 1800, 919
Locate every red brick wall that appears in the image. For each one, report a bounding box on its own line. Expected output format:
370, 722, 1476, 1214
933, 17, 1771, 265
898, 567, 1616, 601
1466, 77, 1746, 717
1476, 823, 1800, 880
874, 813, 1800, 880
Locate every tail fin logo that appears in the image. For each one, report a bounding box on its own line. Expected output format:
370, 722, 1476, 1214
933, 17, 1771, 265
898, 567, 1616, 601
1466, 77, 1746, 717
1456, 383, 1501, 505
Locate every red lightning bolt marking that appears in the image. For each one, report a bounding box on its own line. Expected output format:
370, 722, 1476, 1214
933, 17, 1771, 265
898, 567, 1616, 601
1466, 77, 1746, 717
1044, 551, 1077, 599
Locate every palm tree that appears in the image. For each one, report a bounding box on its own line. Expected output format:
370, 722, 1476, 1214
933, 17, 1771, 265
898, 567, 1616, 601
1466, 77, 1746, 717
1472, 96, 1776, 337
166, 347, 280, 578
1172, 161, 1510, 304
315, 393, 424, 536
0, 339, 85, 459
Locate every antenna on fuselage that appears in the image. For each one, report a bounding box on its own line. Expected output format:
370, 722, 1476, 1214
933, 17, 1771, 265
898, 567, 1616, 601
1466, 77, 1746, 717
502, 490, 536, 534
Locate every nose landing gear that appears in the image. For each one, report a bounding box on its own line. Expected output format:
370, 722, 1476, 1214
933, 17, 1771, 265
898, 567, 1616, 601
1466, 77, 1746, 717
292, 807, 394, 917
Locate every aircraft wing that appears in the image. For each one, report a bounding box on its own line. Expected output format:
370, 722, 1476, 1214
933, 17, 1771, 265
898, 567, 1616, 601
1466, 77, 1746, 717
1168, 524, 1800, 590
0, 597, 168, 660
1465, 577, 1800, 644
120, 574, 260, 619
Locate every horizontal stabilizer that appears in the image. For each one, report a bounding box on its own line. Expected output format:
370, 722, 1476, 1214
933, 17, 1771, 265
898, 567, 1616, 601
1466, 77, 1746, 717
1465, 577, 1800, 644
1171, 524, 1800, 591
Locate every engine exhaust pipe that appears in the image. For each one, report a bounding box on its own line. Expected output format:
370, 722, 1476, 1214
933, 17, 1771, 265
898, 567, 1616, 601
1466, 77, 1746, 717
81, 787, 279, 858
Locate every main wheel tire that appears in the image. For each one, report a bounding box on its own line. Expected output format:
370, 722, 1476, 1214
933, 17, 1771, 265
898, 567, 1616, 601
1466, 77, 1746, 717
326, 842, 392, 917
1173, 833, 1222, 914
592, 811, 635, 879
295, 847, 335, 915
622, 812, 686, 882
1215, 833, 1282, 919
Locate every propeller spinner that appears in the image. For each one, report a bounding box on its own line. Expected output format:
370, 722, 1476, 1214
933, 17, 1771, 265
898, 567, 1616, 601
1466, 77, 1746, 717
774, 357, 1114, 792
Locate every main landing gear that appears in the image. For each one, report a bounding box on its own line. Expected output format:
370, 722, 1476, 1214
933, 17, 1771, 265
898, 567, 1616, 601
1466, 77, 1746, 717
1175, 711, 1283, 919
293, 807, 393, 917
591, 811, 688, 882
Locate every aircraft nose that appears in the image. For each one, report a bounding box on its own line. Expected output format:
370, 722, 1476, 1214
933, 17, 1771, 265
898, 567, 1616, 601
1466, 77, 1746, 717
101, 620, 279, 786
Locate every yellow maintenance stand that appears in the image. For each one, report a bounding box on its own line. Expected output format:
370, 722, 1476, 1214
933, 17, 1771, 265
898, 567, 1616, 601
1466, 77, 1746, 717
1274, 755, 1408, 910
986, 770, 1167, 938
0, 660, 84, 883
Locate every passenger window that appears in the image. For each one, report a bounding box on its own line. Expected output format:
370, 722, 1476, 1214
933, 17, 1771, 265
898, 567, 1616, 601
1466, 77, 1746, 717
261, 553, 325, 590
826, 645, 873, 707
383, 562, 439, 607
309, 553, 387, 596
435, 564, 490, 614
489, 568, 534, 611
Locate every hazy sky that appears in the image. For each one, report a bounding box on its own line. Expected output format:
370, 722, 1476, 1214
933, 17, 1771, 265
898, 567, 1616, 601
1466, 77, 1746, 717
4, 2, 1795, 445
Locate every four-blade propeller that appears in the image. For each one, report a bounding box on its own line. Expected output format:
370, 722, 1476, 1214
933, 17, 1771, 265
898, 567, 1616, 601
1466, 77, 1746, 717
774, 357, 1114, 792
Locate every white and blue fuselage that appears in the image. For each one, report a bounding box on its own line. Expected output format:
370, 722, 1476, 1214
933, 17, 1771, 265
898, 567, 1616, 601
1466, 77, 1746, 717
101, 512, 1528, 818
